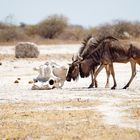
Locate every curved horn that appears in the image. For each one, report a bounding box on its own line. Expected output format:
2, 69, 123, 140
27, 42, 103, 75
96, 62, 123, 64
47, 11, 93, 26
72, 54, 78, 61
72, 55, 75, 61
77, 55, 83, 61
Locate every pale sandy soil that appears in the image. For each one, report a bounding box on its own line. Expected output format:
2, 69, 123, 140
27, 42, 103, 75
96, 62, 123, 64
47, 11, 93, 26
0, 45, 140, 140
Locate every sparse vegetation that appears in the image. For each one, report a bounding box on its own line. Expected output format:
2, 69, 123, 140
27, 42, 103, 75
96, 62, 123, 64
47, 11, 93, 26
94, 20, 140, 39
37, 15, 68, 39
0, 23, 29, 42
0, 15, 140, 44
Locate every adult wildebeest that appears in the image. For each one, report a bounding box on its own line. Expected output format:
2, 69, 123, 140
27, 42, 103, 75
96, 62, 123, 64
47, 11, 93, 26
76, 38, 140, 89
66, 35, 118, 89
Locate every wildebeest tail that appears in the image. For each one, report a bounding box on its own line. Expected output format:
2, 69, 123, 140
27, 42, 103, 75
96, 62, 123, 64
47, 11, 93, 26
128, 44, 140, 62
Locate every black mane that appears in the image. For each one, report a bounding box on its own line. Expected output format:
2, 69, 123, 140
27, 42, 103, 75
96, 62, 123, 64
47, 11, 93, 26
79, 35, 118, 59
78, 35, 92, 55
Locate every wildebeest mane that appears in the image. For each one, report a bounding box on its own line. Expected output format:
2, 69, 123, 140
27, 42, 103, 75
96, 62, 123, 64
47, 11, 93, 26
84, 36, 117, 58
95, 35, 118, 46
86, 36, 133, 64
79, 35, 118, 58
78, 35, 92, 55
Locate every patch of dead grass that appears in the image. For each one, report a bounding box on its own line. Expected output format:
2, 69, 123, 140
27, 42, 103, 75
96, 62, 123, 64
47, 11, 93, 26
0, 101, 140, 140
125, 107, 140, 120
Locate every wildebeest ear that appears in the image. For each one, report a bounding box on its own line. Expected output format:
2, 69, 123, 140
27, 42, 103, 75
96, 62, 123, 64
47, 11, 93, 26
72, 54, 78, 61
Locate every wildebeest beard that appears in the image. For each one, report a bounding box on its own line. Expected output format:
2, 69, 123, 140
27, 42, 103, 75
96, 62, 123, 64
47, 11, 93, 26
79, 60, 94, 78
79, 64, 90, 78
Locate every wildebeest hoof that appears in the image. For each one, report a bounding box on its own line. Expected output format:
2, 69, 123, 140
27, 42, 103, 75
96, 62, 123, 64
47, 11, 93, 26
122, 86, 128, 89
111, 84, 116, 90
88, 84, 94, 88
95, 82, 98, 88
111, 86, 116, 90
122, 84, 129, 89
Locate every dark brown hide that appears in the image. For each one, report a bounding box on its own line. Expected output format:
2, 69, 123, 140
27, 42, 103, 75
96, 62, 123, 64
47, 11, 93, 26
85, 39, 140, 89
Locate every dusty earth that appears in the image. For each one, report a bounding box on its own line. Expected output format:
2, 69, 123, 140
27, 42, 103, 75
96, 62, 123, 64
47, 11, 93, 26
0, 44, 140, 140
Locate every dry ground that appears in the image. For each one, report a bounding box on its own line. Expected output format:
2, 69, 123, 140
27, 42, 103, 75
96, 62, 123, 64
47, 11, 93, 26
0, 101, 140, 140
0, 44, 140, 140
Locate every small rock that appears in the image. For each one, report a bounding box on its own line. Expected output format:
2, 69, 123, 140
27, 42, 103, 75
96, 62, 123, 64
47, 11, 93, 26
0, 62, 2, 65
17, 78, 21, 80
14, 80, 19, 83
28, 80, 33, 84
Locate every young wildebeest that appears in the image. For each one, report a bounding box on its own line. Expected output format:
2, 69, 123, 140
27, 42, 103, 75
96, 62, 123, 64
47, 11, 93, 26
78, 38, 140, 89
66, 36, 118, 89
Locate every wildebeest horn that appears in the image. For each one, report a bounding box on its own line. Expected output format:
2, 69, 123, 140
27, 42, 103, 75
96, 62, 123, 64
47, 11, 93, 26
72, 55, 75, 61
72, 54, 78, 61
77, 55, 83, 61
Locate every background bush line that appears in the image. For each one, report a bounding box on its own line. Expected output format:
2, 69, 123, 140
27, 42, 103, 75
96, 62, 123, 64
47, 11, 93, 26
0, 14, 140, 44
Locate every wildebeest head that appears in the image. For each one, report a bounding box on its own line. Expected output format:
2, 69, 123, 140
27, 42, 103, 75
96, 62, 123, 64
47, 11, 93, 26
79, 59, 93, 78
66, 60, 80, 81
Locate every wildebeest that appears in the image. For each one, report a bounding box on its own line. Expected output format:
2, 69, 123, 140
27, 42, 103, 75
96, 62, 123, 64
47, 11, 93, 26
76, 38, 140, 89
66, 35, 118, 89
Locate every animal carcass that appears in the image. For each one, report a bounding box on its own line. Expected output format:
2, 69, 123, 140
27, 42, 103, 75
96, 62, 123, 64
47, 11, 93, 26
32, 62, 67, 90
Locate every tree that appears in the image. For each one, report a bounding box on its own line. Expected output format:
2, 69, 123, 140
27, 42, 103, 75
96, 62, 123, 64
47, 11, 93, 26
38, 14, 68, 39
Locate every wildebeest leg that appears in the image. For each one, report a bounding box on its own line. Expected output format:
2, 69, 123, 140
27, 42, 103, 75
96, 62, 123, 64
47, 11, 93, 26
110, 63, 117, 89
88, 69, 98, 88
94, 72, 98, 88
92, 64, 104, 87
88, 70, 94, 88
123, 61, 136, 89
104, 65, 110, 88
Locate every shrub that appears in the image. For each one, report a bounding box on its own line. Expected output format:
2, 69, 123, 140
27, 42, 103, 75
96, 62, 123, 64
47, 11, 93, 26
0, 25, 29, 42
37, 15, 68, 39
1, 17, 140, 43
58, 25, 87, 40
90, 20, 140, 39
24, 25, 38, 37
